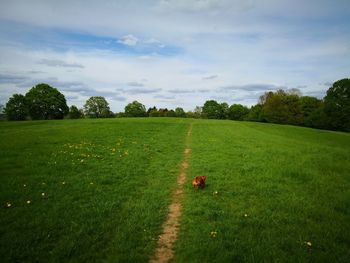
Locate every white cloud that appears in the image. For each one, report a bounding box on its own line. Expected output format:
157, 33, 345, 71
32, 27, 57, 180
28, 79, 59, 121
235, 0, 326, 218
0, 0, 349, 111
38, 59, 84, 68
118, 34, 139, 46
145, 38, 161, 44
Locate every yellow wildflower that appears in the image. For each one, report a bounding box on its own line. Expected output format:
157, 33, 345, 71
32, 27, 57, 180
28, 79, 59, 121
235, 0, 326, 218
244, 214, 248, 217
6, 202, 11, 207
27, 200, 31, 204
210, 231, 217, 238
41, 192, 45, 197
306, 241, 312, 247
62, 181, 66, 185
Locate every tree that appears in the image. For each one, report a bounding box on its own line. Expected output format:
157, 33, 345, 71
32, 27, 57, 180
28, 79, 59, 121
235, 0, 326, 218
193, 106, 203, 118
147, 106, 157, 116
303, 101, 329, 129
247, 104, 264, 122
84, 96, 111, 118
261, 89, 302, 125
25, 83, 69, 120
219, 102, 229, 119
228, 104, 249, 120
124, 101, 146, 117
324, 79, 350, 131
202, 100, 222, 119
175, 107, 186, 117
166, 109, 176, 117
299, 96, 322, 126
4, 94, 28, 120
149, 108, 160, 117
0, 104, 5, 120
158, 108, 168, 117
69, 105, 84, 119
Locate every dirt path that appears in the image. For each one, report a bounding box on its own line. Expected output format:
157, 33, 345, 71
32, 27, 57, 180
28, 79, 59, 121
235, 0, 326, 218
150, 124, 193, 263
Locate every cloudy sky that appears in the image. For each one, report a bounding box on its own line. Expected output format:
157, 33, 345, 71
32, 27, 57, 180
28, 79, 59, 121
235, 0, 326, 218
0, 0, 349, 112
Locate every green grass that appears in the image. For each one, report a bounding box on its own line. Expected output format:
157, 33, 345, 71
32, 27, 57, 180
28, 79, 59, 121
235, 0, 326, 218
174, 120, 350, 262
0, 118, 189, 262
1, 118, 349, 262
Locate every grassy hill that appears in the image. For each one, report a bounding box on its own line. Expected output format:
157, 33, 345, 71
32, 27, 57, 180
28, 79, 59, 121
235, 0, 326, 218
0, 118, 349, 262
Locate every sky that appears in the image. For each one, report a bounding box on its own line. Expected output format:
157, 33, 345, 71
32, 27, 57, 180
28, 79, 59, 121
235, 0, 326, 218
0, 0, 349, 112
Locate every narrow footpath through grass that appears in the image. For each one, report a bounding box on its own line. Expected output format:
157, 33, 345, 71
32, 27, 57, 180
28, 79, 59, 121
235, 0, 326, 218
150, 123, 193, 263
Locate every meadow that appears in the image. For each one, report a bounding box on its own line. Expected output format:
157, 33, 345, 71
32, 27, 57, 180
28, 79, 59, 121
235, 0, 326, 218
1, 118, 349, 262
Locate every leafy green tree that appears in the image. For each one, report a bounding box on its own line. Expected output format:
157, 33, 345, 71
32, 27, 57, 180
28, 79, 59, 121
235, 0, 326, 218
124, 101, 146, 117
158, 108, 168, 117
303, 101, 329, 129
147, 106, 157, 116
116, 112, 126, 118
247, 104, 263, 122
175, 107, 186, 117
4, 94, 28, 120
0, 104, 5, 120
149, 110, 159, 117
69, 105, 84, 119
228, 104, 249, 120
166, 109, 176, 117
324, 79, 350, 131
261, 89, 302, 125
84, 96, 111, 118
193, 106, 202, 118
299, 96, 322, 126
202, 100, 222, 119
25, 83, 69, 120
219, 102, 229, 119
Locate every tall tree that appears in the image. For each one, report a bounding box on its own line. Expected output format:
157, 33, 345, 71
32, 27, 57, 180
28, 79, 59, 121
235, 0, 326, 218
247, 104, 264, 122
202, 100, 222, 119
261, 89, 302, 125
25, 83, 68, 120
124, 101, 146, 117
324, 79, 350, 131
219, 102, 229, 119
84, 96, 111, 118
69, 105, 84, 119
193, 106, 203, 118
299, 96, 322, 126
166, 109, 176, 117
4, 94, 28, 120
228, 104, 249, 120
175, 107, 186, 117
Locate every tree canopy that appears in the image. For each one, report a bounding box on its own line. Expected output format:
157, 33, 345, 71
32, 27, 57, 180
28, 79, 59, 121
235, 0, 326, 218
324, 79, 350, 131
3, 78, 349, 133
25, 83, 69, 120
175, 107, 186, 117
69, 105, 84, 119
125, 101, 147, 117
4, 94, 28, 120
228, 104, 249, 120
84, 96, 111, 118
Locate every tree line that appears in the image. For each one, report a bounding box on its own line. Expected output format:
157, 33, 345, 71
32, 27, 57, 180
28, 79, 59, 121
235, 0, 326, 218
3, 79, 350, 132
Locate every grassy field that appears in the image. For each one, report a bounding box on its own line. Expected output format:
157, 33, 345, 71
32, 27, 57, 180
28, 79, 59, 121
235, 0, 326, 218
1, 118, 349, 262
0, 118, 189, 262
175, 120, 350, 262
